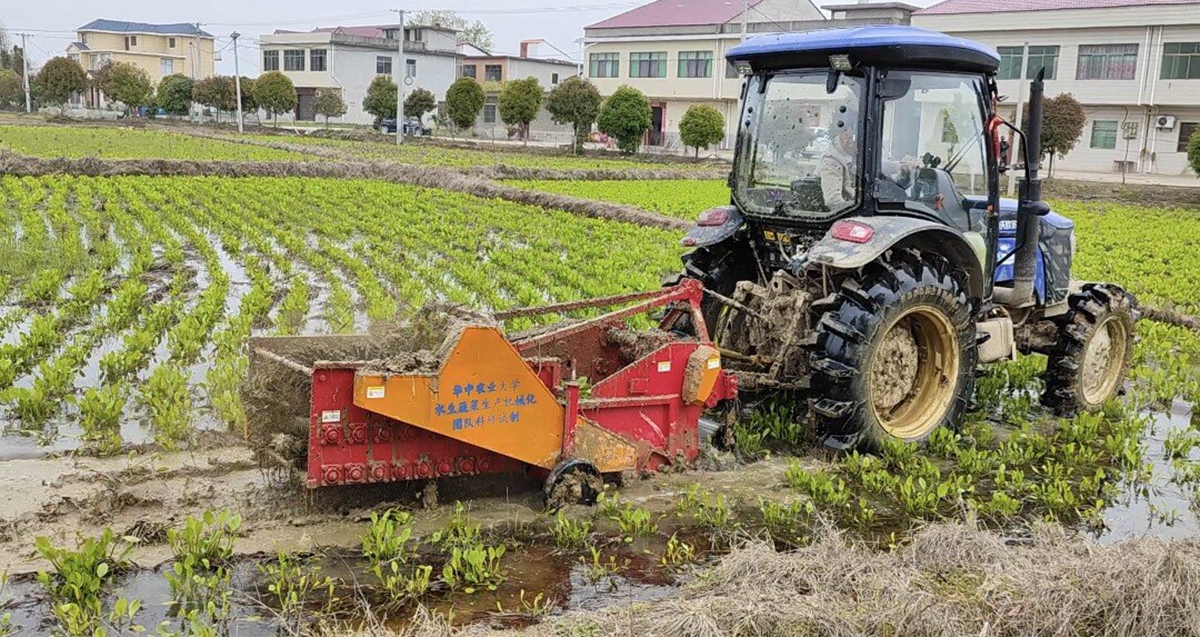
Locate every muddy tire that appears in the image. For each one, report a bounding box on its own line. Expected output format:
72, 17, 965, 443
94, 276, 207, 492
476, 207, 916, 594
1042, 284, 1138, 416
809, 250, 977, 450
543, 460, 602, 510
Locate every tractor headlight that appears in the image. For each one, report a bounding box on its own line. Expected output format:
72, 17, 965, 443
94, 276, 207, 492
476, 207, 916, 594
829, 54, 853, 71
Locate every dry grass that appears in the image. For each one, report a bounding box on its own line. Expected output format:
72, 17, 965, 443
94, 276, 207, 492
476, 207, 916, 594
379, 522, 1200, 637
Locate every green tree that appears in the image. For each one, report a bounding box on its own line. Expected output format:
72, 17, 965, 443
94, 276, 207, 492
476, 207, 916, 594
253, 71, 297, 126
1021, 92, 1087, 177
363, 75, 397, 128
498, 76, 543, 142
192, 76, 237, 121
1187, 128, 1200, 177
33, 56, 87, 115
0, 69, 21, 110
678, 104, 724, 158
94, 62, 153, 114
156, 74, 193, 116
237, 76, 257, 114
404, 86, 436, 120
445, 76, 485, 133
546, 76, 601, 155
597, 85, 651, 154
409, 10, 493, 51
314, 88, 347, 126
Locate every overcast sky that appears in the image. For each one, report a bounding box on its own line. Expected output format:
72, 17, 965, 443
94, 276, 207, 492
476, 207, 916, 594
3, 0, 940, 75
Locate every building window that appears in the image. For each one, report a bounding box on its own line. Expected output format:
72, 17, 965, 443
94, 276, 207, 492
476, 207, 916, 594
263, 50, 280, 71
483, 101, 497, 123
1178, 122, 1198, 153
484, 64, 502, 81
1077, 44, 1138, 80
1026, 45, 1059, 80
80, 33, 87, 45
589, 53, 619, 78
124, 36, 136, 50
726, 60, 740, 79
630, 52, 667, 78
997, 46, 1023, 80
678, 51, 713, 78
1090, 120, 1118, 149
462, 64, 477, 79
161, 58, 174, 75
284, 50, 305, 72
406, 58, 416, 78
384, 28, 399, 40
552, 72, 559, 85
405, 28, 422, 42
311, 49, 327, 72
168, 37, 176, 48
1162, 42, 1200, 79
376, 55, 392, 75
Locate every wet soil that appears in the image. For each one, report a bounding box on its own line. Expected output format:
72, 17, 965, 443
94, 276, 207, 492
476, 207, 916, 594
0, 441, 794, 576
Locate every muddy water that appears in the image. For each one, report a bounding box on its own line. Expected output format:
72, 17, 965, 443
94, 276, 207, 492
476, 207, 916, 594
1101, 399, 1199, 542
0, 540, 684, 637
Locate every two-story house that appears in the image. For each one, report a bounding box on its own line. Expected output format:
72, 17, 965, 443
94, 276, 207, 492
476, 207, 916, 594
458, 40, 579, 139
66, 19, 215, 108
583, 0, 918, 150
914, 0, 1200, 175
260, 24, 459, 125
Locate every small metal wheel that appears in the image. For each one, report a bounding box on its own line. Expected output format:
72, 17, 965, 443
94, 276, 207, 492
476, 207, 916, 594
543, 459, 602, 510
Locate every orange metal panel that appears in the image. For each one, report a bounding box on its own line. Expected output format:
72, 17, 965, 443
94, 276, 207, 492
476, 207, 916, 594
353, 326, 564, 469
683, 346, 722, 405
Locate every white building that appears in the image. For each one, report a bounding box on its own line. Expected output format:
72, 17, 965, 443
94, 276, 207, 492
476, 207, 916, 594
914, 0, 1200, 176
259, 24, 459, 125
582, 0, 915, 150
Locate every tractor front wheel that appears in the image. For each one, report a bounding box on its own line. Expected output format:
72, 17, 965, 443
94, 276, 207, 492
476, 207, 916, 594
1042, 284, 1138, 415
809, 251, 977, 450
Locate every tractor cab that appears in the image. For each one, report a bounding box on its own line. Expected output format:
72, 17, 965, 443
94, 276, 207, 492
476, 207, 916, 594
678, 26, 1137, 450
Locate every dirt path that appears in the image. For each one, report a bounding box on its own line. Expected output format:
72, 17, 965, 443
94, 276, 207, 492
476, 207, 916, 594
0, 439, 797, 575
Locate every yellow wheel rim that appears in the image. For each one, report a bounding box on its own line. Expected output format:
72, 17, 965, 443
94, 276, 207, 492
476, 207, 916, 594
1081, 315, 1128, 406
868, 305, 960, 440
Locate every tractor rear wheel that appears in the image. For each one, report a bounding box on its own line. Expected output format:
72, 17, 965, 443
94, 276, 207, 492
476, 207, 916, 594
1042, 284, 1137, 415
809, 251, 977, 449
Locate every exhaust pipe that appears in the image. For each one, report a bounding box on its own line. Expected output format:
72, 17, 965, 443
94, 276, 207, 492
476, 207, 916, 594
1012, 70, 1046, 306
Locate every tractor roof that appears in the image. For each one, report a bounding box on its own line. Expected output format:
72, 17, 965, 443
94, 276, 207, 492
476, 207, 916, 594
727, 25, 1000, 75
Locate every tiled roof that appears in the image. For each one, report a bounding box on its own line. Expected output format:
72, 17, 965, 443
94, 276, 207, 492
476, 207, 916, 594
280, 23, 458, 38
919, 0, 1200, 14
69, 42, 90, 50
588, 0, 769, 29
78, 19, 212, 38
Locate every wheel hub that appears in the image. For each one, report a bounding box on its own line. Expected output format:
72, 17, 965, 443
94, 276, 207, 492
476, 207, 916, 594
867, 306, 960, 441
871, 322, 920, 413
1081, 316, 1126, 405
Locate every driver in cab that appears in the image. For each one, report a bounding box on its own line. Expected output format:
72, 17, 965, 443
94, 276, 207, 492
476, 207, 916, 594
818, 103, 858, 214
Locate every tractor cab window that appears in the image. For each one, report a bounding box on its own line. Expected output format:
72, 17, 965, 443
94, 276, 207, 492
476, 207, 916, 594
878, 72, 990, 247
734, 71, 865, 219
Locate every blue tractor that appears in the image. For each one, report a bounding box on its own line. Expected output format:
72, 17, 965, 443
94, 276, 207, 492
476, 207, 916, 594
678, 26, 1138, 449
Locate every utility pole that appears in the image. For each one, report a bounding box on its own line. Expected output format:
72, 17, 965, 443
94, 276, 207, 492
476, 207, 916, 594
19, 33, 31, 113
391, 9, 405, 145
231, 32, 244, 133
741, 0, 748, 41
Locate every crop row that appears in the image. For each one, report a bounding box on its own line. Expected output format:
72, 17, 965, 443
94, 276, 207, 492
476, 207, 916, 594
0, 175, 684, 453
227, 133, 722, 174
0, 125, 309, 162
505, 179, 731, 220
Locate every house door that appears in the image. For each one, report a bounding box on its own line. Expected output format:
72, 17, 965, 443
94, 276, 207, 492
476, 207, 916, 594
296, 88, 317, 121
648, 103, 665, 146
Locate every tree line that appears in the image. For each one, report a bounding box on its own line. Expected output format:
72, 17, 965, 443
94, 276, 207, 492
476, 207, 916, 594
364, 72, 726, 156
